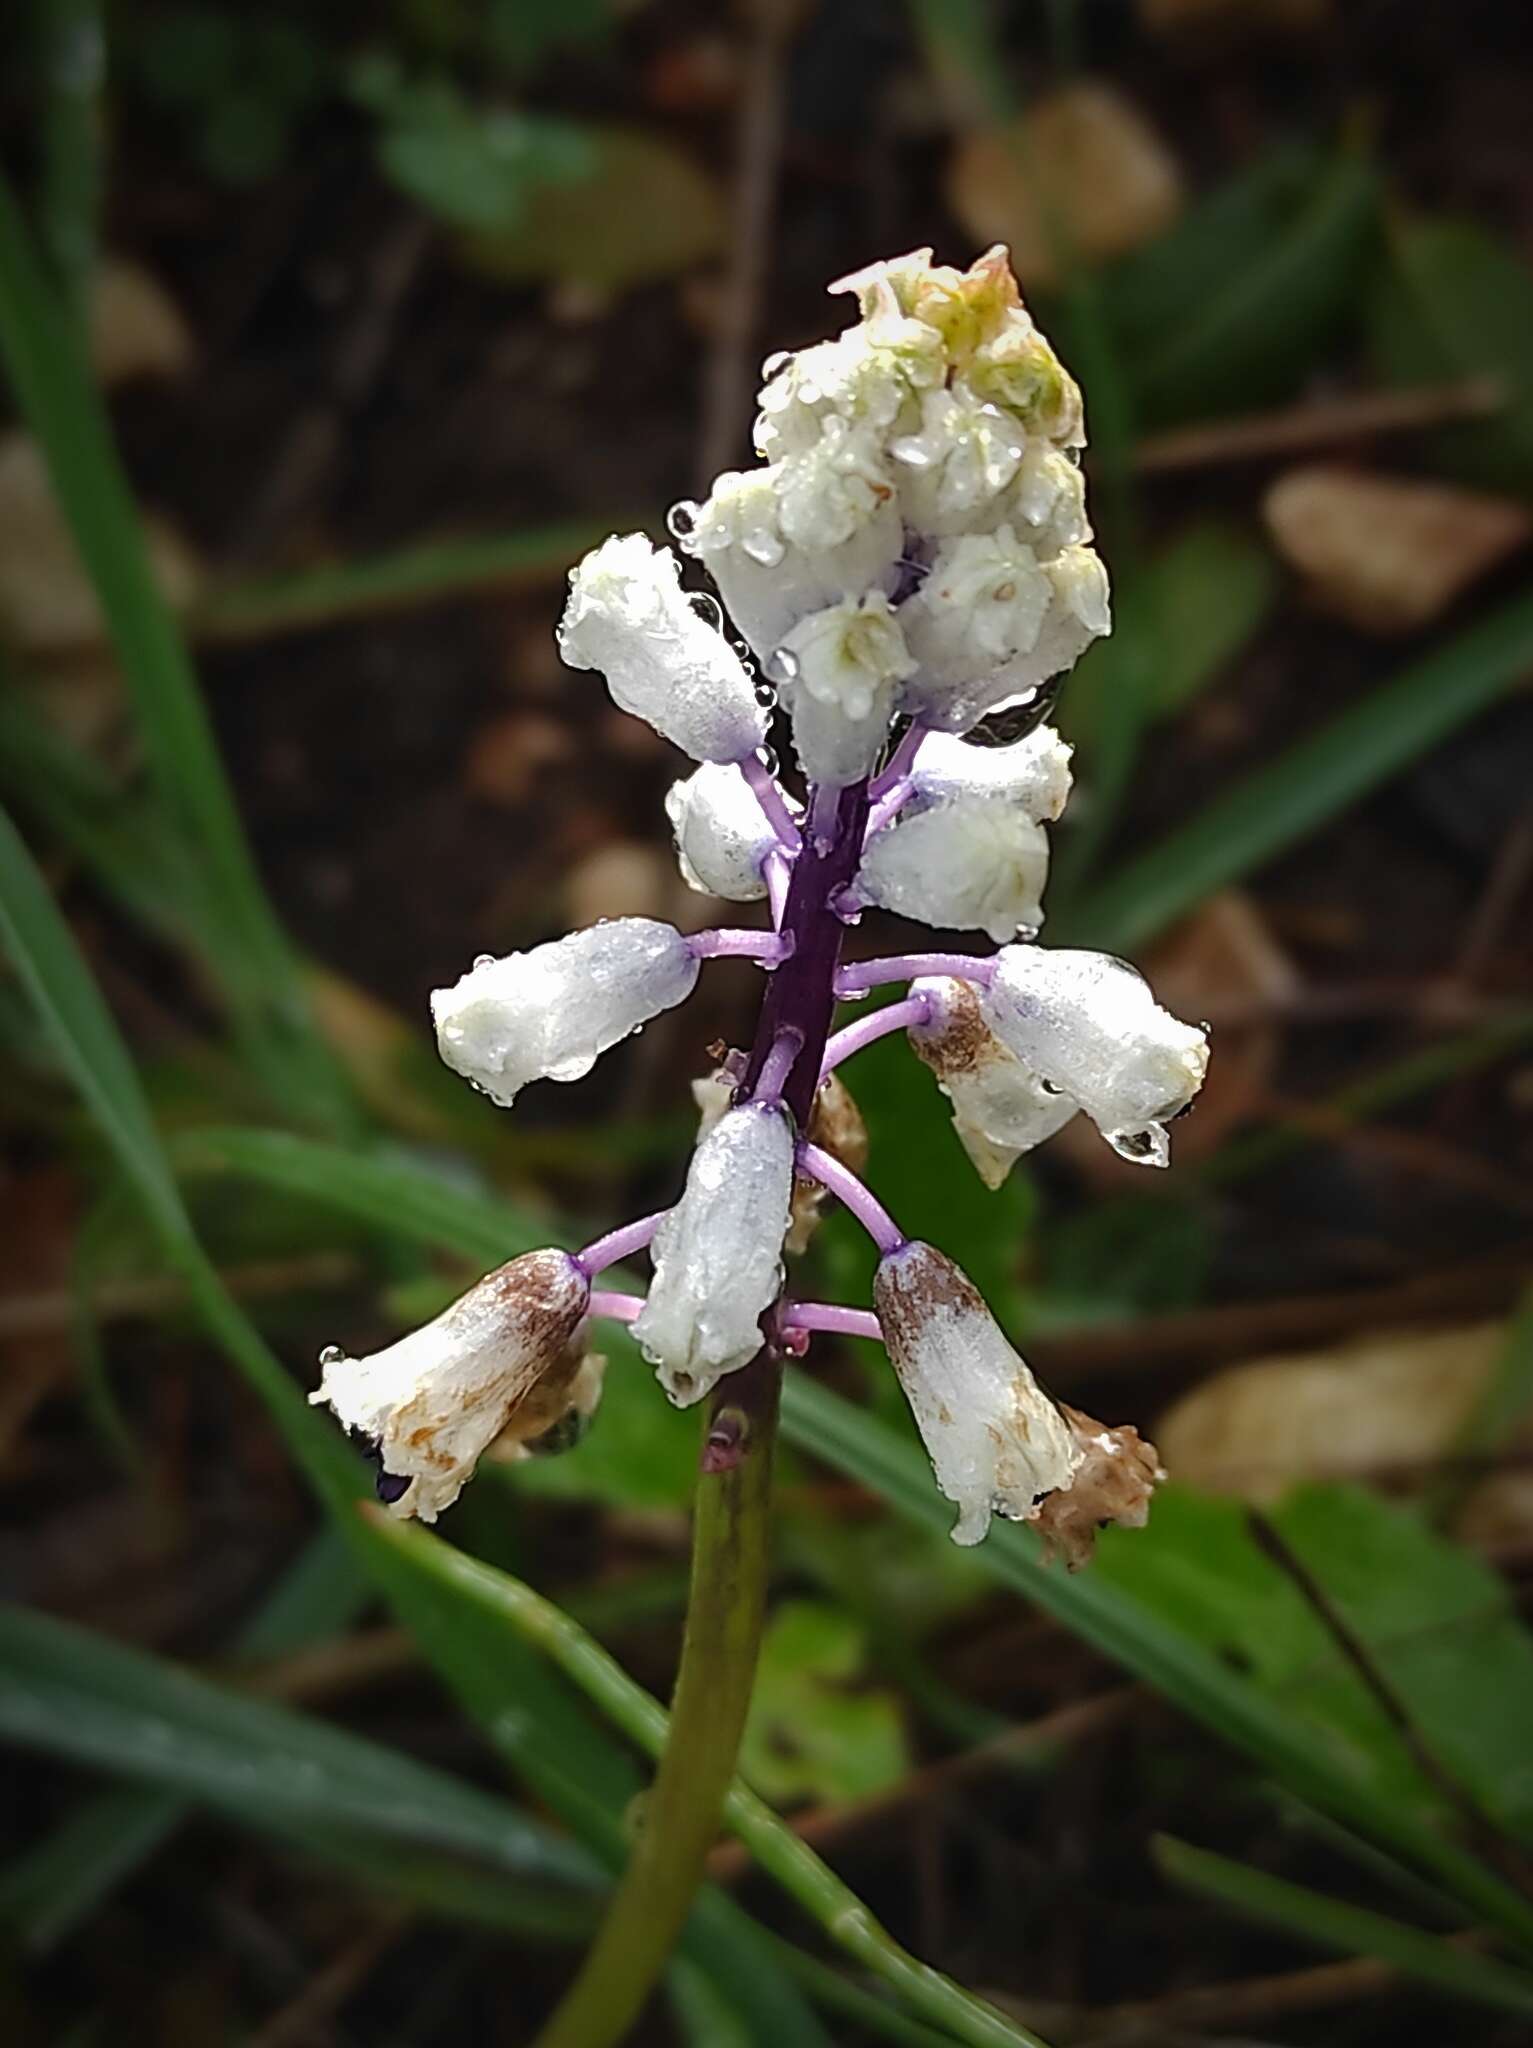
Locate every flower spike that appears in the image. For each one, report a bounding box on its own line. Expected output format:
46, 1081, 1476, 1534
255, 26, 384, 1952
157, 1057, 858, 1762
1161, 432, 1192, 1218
314, 243, 1196, 1560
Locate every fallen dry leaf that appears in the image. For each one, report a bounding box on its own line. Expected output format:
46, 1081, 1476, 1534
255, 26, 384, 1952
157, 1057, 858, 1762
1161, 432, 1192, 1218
90, 257, 196, 387
564, 840, 674, 928
948, 82, 1183, 288
1156, 1321, 1508, 1502
1262, 465, 1530, 634
0, 432, 203, 652
457, 127, 724, 291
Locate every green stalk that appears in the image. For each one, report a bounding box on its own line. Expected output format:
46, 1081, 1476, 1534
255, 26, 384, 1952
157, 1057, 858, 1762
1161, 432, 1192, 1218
531, 1360, 781, 2048
380, 1505, 1047, 2048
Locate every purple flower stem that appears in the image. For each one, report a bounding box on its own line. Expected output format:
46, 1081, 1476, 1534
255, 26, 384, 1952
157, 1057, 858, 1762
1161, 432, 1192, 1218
751, 1025, 804, 1106
835, 950, 997, 998
819, 992, 932, 1079
782, 1301, 883, 1344
575, 1211, 667, 1278
738, 752, 802, 852
764, 849, 790, 928
796, 1141, 906, 1255
587, 1289, 645, 1324
689, 927, 789, 965
863, 779, 913, 842
807, 780, 844, 851
868, 720, 929, 800
738, 779, 872, 1121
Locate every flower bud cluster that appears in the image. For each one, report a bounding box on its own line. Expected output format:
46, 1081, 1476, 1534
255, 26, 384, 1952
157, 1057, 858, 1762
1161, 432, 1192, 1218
312, 246, 1197, 1553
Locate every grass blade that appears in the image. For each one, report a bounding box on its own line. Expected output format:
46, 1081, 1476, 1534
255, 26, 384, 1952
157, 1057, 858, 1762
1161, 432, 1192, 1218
0, 1600, 598, 1888
0, 804, 186, 1232
1155, 1834, 1533, 2016
193, 521, 620, 642
1070, 586, 1533, 952
0, 173, 356, 1131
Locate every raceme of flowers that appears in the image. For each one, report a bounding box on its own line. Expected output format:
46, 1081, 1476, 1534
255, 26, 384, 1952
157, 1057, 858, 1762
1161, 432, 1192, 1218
313, 245, 1204, 1557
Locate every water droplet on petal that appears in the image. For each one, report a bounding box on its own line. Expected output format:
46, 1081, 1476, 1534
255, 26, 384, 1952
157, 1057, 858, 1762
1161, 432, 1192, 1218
689, 591, 723, 630
1104, 1125, 1169, 1168
755, 682, 778, 709
318, 1344, 345, 1367
764, 645, 799, 685
761, 349, 791, 381
667, 500, 699, 541
474, 952, 494, 968
742, 528, 785, 568
757, 744, 779, 777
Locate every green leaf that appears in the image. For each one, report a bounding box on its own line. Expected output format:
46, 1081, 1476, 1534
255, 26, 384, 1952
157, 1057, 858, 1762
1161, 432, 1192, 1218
777, 1372, 1533, 1954
1155, 1835, 1533, 2016
1369, 213, 1533, 498
741, 1600, 909, 1807
458, 126, 724, 289
1070, 584, 1533, 953
1063, 520, 1278, 749
0, 805, 186, 1233
1108, 142, 1378, 425
0, 1600, 598, 1889
352, 55, 593, 232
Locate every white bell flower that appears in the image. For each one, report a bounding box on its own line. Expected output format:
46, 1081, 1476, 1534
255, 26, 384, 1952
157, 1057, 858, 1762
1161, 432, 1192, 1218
664, 764, 778, 902
433, 918, 699, 1108
1010, 446, 1090, 554
907, 975, 1076, 1187
889, 385, 1029, 535
831, 244, 1021, 367
908, 726, 1074, 823
633, 1101, 795, 1406
778, 592, 916, 786
558, 532, 766, 764
967, 316, 1084, 447
685, 457, 902, 662
983, 945, 1208, 1163
311, 1249, 590, 1522
874, 1240, 1083, 1545
856, 797, 1050, 942
753, 312, 942, 461
901, 534, 1110, 734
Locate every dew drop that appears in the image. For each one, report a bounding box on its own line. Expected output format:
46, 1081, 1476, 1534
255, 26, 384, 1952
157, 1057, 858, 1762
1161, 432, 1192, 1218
318, 1344, 345, 1367
666, 499, 699, 541
742, 529, 785, 568
755, 682, 778, 709
760, 349, 791, 382
689, 591, 723, 630
757, 744, 779, 777
1104, 1125, 1169, 1168
764, 645, 799, 685
474, 952, 494, 968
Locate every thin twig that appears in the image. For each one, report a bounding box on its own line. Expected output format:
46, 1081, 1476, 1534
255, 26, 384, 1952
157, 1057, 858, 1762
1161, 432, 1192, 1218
1136, 376, 1504, 474
0, 1251, 360, 1338
1023, 1246, 1533, 1380
1247, 1509, 1533, 1900
706, 1688, 1135, 1883
245, 1910, 411, 2048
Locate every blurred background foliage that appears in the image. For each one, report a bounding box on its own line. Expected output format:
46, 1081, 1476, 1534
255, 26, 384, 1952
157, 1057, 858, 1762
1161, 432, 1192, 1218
3, 1, 1533, 2043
